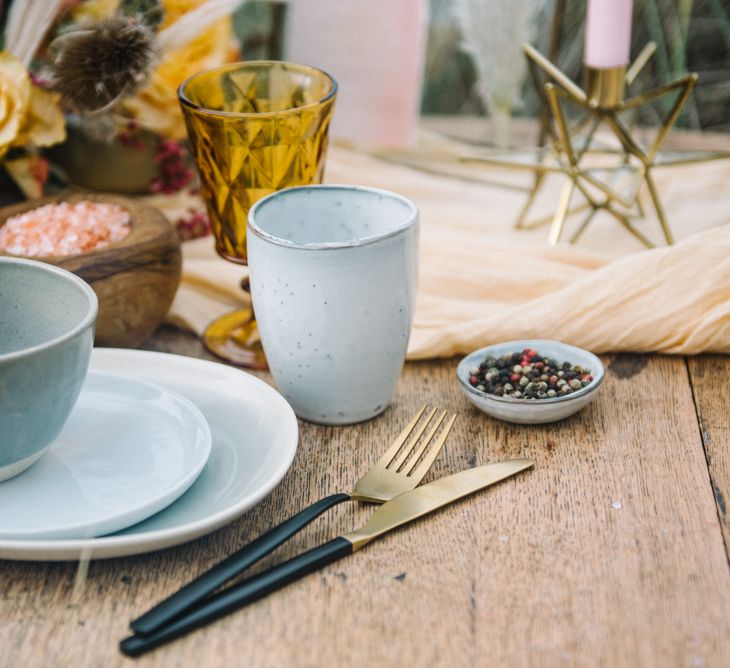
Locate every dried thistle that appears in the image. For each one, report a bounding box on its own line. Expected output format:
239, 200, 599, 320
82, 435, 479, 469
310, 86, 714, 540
50, 17, 158, 114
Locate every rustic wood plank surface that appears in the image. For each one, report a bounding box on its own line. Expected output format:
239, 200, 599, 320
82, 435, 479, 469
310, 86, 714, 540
687, 355, 730, 561
1, 329, 729, 668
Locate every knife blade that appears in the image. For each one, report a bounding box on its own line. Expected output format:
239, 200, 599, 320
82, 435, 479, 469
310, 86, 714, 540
120, 458, 534, 657
344, 458, 534, 550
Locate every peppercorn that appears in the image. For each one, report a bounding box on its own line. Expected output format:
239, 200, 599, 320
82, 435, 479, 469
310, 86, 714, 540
466, 348, 594, 400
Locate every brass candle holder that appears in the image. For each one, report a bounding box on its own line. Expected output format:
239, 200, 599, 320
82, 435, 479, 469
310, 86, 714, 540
584, 65, 626, 108
464, 42, 730, 247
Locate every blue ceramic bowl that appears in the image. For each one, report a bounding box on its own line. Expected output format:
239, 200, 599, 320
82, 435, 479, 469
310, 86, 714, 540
0, 257, 97, 480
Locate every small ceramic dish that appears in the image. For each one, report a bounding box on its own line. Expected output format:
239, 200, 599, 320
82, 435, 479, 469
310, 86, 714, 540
456, 339, 604, 424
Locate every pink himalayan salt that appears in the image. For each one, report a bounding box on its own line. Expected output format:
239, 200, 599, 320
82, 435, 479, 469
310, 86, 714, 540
0, 201, 130, 257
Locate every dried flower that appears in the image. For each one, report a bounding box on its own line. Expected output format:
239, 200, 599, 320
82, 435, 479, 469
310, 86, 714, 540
50, 16, 158, 113
0, 53, 31, 159
150, 138, 194, 193
454, 0, 544, 147
0, 52, 65, 160
124, 2, 234, 139
175, 206, 210, 241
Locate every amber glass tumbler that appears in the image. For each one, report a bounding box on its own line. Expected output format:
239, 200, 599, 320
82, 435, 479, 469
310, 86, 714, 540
179, 61, 337, 366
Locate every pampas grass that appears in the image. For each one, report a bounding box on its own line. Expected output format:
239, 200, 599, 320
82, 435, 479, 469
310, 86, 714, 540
4, 0, 66, 67
453, 0, 545, 147
157, 0, 244, 53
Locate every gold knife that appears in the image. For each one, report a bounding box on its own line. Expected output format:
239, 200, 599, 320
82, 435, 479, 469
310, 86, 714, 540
120, 459, 534, 657
345, 458, 534, 550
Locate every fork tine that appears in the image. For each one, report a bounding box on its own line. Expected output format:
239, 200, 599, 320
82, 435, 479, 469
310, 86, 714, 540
395, 409, 447, 472
389, 406, 439, 470
407, 413, 457, 479
377, 404, 428, 467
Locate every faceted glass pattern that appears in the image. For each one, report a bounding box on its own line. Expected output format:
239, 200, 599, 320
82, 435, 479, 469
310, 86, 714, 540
179, 61, 337, 263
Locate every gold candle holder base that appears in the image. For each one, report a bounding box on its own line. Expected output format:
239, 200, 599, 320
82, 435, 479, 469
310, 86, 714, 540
584, 65, 626, 109
462, 42, 730, 247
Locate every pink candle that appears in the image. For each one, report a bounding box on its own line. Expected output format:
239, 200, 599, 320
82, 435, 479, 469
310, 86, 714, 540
584, 0, 633, 68
285, 0, 428, 148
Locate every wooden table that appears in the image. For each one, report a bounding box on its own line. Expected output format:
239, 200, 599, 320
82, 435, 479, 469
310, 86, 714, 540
2, 327, 729, 666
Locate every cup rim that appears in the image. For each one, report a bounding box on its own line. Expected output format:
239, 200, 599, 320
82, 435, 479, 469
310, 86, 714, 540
178, 60, 338, 120
247, 184, 419, 251
0, 257, 98, 363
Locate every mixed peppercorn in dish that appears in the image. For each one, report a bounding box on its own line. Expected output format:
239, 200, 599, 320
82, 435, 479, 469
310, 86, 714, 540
467, 347, 594, 400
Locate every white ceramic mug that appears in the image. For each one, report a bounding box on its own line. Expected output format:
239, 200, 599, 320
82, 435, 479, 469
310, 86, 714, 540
247, 185, 419, 424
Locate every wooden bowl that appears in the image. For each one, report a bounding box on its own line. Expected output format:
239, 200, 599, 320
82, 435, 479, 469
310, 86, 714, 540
0, 193, 182, 348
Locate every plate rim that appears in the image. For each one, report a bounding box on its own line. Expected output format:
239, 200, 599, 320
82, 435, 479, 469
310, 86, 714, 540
0, 348, 298, 561
0, 369, 213, 541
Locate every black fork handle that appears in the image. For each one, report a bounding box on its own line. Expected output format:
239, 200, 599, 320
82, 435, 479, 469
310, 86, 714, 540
130, 493, 351, 636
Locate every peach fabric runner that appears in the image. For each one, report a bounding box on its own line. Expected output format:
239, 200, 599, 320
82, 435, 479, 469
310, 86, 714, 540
161, 134, 730, 358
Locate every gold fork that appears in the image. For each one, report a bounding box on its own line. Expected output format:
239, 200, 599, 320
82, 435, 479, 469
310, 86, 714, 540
131, 405, 457, 636
350, 405, 457, 502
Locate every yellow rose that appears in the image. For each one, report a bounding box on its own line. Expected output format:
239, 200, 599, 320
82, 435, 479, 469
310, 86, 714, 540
0, 53, 31, 159
124, 0, 236, 139
72, 0, 120, 21
159, 0, 210, 24
15, 85, 66, 149
0, 52, 65, 160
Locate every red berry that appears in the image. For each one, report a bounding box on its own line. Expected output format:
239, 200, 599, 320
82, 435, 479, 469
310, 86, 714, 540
469, 376, 478, 386
534, 361, 544, 369
510, 373, 520, 382
549, 375, 558, 384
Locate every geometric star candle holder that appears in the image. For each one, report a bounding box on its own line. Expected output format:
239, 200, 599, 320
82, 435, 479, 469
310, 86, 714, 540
465, 42, 730, 247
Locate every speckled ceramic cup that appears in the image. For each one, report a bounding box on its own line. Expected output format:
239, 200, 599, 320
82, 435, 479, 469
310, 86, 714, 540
248, 185, 419, 424
0, 257, 97, 481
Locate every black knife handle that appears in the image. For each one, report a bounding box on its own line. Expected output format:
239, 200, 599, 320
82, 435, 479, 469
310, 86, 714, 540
130, 493, 351, 636
120, 536, 354, 657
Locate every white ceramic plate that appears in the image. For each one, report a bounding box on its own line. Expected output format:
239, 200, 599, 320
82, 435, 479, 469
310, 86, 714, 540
0, 349, 298, 561
457, 339, 605, 424
0, 371, 211, 540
